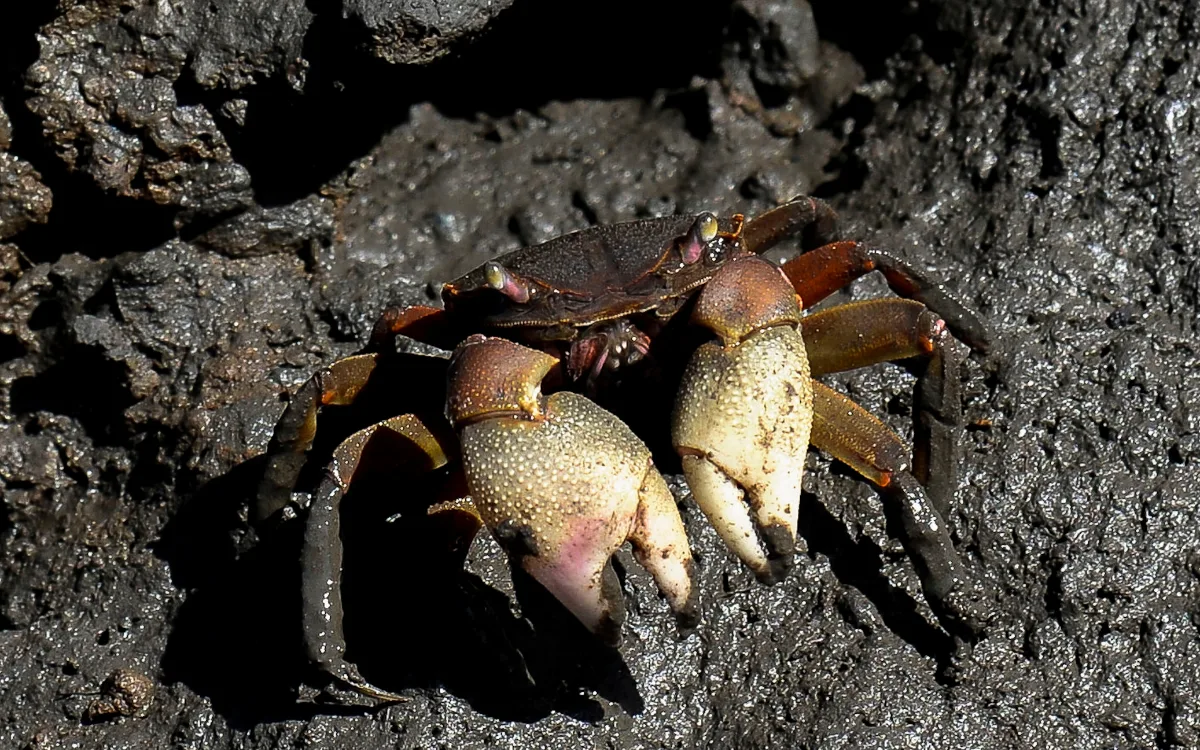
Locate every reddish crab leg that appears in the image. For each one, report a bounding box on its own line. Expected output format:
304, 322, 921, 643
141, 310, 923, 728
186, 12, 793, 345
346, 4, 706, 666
809, 380, 989, 637
741, 195, 839, 254
302, 414, 458, 702
780, 240, 991, 354
801, 298, 947, 375
368, 304, 462, 351
781, 229, 991, 525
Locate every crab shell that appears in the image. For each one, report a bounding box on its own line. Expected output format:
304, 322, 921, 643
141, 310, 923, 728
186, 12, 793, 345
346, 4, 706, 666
441, 213, 746, 339
443, 256, 813, 638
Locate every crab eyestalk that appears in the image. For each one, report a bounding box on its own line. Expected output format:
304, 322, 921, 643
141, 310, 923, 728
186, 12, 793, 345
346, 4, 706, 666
679, 212, 719, 264
672, 256, 813, 584
447, 336, 698, 642
483, 261, 532, 303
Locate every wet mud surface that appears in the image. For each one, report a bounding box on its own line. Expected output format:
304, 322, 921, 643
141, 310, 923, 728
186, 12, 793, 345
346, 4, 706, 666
2, 0, 1199, 748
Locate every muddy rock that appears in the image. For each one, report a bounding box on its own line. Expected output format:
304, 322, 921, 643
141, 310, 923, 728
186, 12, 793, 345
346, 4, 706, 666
22, 0, 307, 213
190, 196, 337, 259
344, 0, 515, 65
0, 152, 52, 241
0, 103, 52, 240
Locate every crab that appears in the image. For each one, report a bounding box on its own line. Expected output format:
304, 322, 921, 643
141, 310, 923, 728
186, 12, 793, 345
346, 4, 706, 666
256, 195, 993, 702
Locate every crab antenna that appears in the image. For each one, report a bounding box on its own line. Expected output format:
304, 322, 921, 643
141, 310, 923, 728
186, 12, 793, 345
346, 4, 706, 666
679, 212, 719, 265
484, 261, 532, 303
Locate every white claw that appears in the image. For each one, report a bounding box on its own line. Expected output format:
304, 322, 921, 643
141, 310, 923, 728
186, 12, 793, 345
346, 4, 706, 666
459, 390, 698, 639
673, 325, 813, 581
680, 453, 773, 579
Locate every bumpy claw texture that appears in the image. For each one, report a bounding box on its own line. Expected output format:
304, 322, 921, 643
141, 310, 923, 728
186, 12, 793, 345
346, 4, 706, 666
448, 337, 698, 642
672, 257, 814, 583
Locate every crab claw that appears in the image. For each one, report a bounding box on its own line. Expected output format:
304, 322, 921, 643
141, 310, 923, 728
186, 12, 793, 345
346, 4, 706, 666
446, 335, 698, 642
672, 256, 813, 584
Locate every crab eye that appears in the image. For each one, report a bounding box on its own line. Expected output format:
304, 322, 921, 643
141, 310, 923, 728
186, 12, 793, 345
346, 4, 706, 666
484, 261, 532, 304
680, 212, 719, 265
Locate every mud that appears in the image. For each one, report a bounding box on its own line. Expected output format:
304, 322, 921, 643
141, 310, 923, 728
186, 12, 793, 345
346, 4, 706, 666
2, 0, 1199, 748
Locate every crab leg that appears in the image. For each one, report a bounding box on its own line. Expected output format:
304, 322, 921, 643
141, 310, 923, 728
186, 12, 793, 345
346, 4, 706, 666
368, 304, 462, 351
741, 195, 839, 254
780, 240, 991, 353
801, 298, 947, 375
801, 298, 967, 518
302, 414, 457, 702
256, 354, 382, 524
447, 336, 698, 642
672, 256, 814, 583
809, 380, 989, 637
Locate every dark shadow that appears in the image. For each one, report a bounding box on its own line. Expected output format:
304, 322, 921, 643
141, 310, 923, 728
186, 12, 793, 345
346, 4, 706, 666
0, 4, 53, 88
810, 0, 964, 79
10, 347, 138, 445
592, 301, 710, 469
157, 457, 312, 725
335, 457, 642, 722
0, 167, 180, 264
796, 489, 955, 662
223, 0, 732, 207
157, 350, 641, 726
0, 332, 26, 364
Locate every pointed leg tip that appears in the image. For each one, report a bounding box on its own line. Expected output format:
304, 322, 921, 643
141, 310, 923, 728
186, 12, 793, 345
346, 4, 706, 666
749, 523, 798, 585
758, 522, 796, 557
938, 580, 997, 640
672, 561, 701, 633
330, 664, 409, 704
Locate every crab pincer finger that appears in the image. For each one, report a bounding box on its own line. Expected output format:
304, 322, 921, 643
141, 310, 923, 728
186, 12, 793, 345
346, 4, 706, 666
672, 256, 813, 584
446, 336, 698, 642
628, 467, 700, 631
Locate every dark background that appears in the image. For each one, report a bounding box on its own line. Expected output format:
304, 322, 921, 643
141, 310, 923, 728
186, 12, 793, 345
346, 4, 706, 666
2, 0, 1198, 747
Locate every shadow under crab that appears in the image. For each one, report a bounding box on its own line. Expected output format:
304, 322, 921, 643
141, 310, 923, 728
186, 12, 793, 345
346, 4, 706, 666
255, 195, 994, 703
